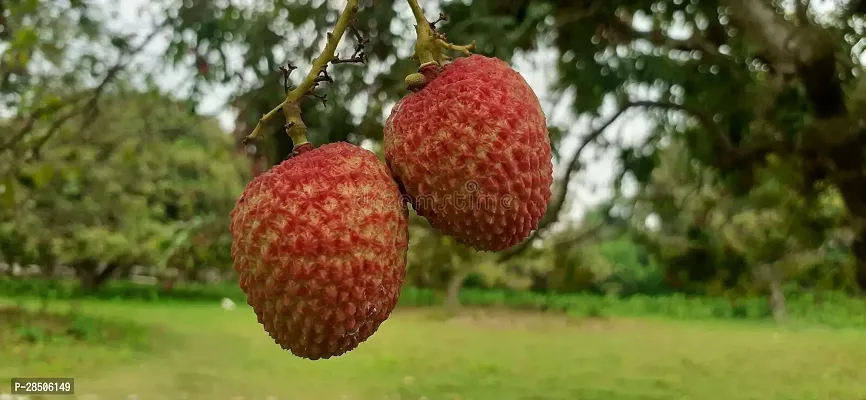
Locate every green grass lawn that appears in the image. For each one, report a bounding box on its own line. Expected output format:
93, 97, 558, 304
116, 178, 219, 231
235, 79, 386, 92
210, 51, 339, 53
1, 298, 865, 400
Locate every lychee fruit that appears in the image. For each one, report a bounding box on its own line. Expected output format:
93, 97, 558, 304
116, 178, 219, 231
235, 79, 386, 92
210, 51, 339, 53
383, 55, 553, 251
230, 141, 409, 360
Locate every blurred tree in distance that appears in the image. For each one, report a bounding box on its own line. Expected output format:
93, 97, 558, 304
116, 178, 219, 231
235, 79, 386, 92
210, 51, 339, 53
0, 86, 248, 290
1, 0, 865, 307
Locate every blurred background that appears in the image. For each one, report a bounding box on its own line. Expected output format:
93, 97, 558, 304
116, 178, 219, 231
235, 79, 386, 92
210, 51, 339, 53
1, 0, 865, 399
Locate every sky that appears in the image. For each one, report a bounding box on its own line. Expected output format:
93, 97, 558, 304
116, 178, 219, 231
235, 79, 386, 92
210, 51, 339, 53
42, 0, 859, 224
101, 0, 653, 223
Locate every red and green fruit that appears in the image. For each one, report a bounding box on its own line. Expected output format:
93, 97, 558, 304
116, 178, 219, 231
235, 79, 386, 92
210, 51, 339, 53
384, 55, 554, 251
230, 142, 409, 360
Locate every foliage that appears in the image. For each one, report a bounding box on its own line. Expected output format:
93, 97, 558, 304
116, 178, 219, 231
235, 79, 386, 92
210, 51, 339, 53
3, 277, 865, 328
631, 139, 861, 295
3, 0, 866, 305
0, 304, 151, 347
0, 87, 248, 286
1, 0, 107, 109
0, 277, 249, 303
1, 0, 166, 166
406, 214, 499, 288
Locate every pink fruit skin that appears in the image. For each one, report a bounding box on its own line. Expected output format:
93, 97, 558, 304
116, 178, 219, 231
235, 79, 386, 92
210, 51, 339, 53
385, 55, 553, 251
230, 142, 409, 360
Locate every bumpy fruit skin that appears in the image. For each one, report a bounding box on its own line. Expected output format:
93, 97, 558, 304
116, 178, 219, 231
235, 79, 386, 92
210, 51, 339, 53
230, 142, 409, 360
384, 55, 553, 251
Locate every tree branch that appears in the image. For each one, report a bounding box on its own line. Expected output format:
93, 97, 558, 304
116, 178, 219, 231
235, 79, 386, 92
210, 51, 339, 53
405, 0, 475, 68
795, 0, 811, 26
244, 0, 361, 147
0, 94, 89, 152
0, 0, 9, 41
616, 12, 729, 64
722, 0, 846, 119
554, 0, 605, 27
550, 220, 608, 254
497, 99, 731, 262
1, 20, 168, 155
848, 0, 866, 18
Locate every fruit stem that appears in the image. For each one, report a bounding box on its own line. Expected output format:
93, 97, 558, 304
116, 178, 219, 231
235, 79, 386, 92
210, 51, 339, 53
243, 0, 360, 147
405, 0, 476, 68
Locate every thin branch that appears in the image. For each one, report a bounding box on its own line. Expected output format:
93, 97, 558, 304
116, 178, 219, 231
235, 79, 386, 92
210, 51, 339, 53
722, 0, 845, 119
549, 220, 608, 254
347, 23, 369, 61
615, 12, 729, 64
554, 0, 604, 27
848, 0, 866, 18
244, 0, 360, 145
435, 39, 475, 55
1, 20, 168, 155
498, 99, 729, 262
278, 63, 298, 94
28, 108, 79, 158
405, 0, 475, 67
497, 105, 637, 262
0, 0, 10, 41
290, 20, 358, 98
795, 0, 811, 25
306, 90, 327, 107
314, 66, 333, 84
0, 94, 89, 151
332, 22, 368, 64
331, 53, 366, 64
722, 0, 800, 64
429, 12, 447, 28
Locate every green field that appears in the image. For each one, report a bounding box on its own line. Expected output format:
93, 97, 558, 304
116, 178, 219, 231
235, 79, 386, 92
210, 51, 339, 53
2, 299, 865, 400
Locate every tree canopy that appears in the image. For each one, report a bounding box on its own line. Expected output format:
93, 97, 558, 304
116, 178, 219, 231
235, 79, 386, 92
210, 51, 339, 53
1, 86, 248, 288
2, 0, 865, 300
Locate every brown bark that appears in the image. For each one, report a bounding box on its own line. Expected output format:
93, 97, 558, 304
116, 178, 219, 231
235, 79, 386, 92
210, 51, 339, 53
74, 260, 119, 292
755, 264, 787, 322
723, 0, 846, 119
723, 0, 866, 284
852, 232, 866, 290
768, 276, 787, 322
445, 269, 471, 311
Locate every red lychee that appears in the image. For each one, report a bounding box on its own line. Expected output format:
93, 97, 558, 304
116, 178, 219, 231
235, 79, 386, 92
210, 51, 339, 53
230, 142, 409, 360
384, 55, 553, 251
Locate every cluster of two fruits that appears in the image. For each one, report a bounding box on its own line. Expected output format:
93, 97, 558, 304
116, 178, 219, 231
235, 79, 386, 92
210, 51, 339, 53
230, 55, 554, 360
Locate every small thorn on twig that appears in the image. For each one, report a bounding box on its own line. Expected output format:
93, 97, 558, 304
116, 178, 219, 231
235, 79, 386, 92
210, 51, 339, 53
306, 90, 328, 107
315, 66, 334, 84
350, 46, 367, 62
342, 23, 369, 64
332, 53, 366, 64
278, 63, 298, 94
327, 31, 333, 40
348, 24, 369, 46
430, 12, 448, 29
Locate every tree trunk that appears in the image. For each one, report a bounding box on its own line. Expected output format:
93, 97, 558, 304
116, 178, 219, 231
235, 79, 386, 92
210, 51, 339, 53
529, 270, 549, 293
445, 269, 471, 311
768, 274, 787, 322
755, 263, 787, 322
74, 260, 119, 292
850, 228, 866, 291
